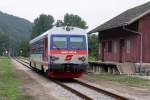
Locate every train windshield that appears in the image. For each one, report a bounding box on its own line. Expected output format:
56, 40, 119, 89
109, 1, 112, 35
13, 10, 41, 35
70, 36, 84, 50
52, 36, 67, 49
51, 35, 86, 50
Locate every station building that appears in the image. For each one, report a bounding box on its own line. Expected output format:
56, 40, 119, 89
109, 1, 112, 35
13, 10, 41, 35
89, 2, 150, 74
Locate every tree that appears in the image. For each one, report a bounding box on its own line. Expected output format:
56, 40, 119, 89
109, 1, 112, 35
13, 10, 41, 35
31, 14, 54, 39
63, 13, 88, 29
55, 20, 64, 27
88, 34, 99, 60
0, 33, 9, 56
19, 40, 29, 57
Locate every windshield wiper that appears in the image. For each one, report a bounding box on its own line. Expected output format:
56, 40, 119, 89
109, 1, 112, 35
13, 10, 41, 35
77, 48, 81, 50
53, 45, 60, 50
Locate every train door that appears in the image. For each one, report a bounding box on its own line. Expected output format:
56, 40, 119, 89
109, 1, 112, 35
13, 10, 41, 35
44, 37, 48, 61
119, 39, 125, 63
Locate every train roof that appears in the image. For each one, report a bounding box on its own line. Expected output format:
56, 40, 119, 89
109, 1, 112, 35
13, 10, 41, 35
30, 26, 87, 44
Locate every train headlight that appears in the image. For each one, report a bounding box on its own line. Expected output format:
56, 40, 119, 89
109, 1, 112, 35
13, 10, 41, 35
78, 56, 86, 62
50, 56, 59, 61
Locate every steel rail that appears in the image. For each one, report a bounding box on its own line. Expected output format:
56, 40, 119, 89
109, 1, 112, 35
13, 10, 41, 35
15, 59, 32, 69
73, 79, 131, 100
52, 80, 93, 100
18, 58, 30, 64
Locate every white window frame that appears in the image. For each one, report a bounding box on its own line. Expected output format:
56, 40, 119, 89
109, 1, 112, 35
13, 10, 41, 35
126, 39, 131, 53
113, 41, 117, 53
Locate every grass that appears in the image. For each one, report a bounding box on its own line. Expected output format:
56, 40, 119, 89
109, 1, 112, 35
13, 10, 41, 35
0, 57, 21, 100
88, 73, 150, 90
88, 56, 96, 62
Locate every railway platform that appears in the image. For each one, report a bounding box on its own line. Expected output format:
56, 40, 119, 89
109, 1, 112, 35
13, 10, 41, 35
88, 61, 136, 75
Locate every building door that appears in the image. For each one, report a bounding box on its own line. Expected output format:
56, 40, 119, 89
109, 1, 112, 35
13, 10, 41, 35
119, 39, 124, 63
44, 37, 48, 61
101, 41, 105, 61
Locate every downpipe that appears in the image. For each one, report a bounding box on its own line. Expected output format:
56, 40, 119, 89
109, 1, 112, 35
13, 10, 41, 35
123, 24, 143, 73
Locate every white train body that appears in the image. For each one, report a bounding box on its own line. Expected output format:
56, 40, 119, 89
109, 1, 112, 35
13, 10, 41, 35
29, 26, 88, 78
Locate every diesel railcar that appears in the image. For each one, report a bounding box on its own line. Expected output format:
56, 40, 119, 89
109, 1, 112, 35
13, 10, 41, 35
29, 26, 88, 78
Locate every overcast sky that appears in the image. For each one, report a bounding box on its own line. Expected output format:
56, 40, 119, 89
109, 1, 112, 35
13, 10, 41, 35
0, 0, 149, 31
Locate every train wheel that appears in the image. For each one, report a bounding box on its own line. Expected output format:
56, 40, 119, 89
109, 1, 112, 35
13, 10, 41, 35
45, 70, 49, 77
34, 63, 36, 68
33, 63, 38, 72
29, 62, 31, 66
30, 62, 36, 70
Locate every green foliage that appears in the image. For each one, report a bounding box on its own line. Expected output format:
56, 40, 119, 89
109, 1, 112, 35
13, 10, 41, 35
32, 13, 88, 39
0, 58, 21, 100
55, 13, 88, 29
0, 11, 32, 56
88, 56, 96, 62
31, 14, 54, 39
0, 11, 32, 41
55, 20, 64, 27
19, 40, 29, 57
88, 34, 99, 60
0, 32, 9, 56
63, 13, 88, 29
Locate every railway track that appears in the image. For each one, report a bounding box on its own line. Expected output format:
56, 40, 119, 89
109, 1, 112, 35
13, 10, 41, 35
14, 58, 131, 100
72, 79, 130, 100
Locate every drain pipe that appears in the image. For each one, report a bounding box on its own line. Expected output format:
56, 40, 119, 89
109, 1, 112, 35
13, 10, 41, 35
123, 24, 143, 72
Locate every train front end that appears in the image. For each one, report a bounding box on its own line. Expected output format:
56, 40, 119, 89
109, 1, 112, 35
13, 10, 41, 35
48, 28, 88, 78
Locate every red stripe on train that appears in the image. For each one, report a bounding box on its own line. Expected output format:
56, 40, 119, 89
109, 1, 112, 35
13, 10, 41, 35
48, 50, 87, 55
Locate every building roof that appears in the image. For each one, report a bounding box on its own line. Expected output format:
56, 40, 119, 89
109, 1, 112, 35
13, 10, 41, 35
89, 1, 150, 33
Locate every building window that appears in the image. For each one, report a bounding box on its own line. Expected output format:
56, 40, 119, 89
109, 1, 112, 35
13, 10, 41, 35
108, 40, 112, 52
120, 39, 125, 47
113, 41, 117, 53
126, 40, 131, 53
